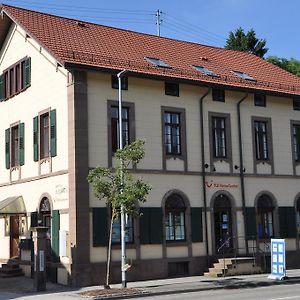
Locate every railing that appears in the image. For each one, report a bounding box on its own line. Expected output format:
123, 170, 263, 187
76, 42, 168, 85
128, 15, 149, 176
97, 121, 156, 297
216, 235, 271, 277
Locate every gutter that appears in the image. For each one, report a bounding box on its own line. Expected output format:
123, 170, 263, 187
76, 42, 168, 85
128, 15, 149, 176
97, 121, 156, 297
237, 93, 248, 254
199, 88, 211, 266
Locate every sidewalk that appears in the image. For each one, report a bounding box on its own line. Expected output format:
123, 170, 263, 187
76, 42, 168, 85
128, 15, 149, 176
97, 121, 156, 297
1, 270, 300, 299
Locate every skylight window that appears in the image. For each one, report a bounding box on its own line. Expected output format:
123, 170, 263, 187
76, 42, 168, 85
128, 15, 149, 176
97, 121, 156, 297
233, 70, 255, 81
145, 57, 170, 68
192, 65, 219, 77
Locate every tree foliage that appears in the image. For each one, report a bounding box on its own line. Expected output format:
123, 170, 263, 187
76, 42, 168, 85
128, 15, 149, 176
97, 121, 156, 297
225, 27, 268, 58
266, 56, 300, 77
87, 139, 151, 287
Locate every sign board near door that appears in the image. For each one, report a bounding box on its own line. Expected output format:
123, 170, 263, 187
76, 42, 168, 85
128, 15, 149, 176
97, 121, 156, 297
268, 238, 286, 280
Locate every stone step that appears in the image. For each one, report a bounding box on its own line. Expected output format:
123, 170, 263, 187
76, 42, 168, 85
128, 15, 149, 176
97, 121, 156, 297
0, 271, 24, 278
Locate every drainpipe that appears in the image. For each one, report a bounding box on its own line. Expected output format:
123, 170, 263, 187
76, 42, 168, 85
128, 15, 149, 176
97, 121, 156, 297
237, 93, 248, 255
199, 88, 211, 267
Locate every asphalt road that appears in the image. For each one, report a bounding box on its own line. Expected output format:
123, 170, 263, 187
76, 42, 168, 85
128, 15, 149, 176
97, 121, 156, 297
131, 283, 300, 300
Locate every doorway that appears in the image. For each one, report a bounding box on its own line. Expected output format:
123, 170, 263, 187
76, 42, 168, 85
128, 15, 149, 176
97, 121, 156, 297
10, 216, 20, 258
213, 194, 233, 255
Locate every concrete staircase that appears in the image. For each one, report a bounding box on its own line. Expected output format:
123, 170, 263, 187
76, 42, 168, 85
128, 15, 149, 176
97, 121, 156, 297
204, 257, 262, 277
0, 259, 24, 278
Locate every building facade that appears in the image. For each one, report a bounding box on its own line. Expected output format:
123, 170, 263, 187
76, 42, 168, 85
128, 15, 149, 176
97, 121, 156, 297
0, 4, 300, 286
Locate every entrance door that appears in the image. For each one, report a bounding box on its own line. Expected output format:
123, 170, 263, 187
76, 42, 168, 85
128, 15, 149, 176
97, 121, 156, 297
214, 194, 233, 254
10, 216, 20, 258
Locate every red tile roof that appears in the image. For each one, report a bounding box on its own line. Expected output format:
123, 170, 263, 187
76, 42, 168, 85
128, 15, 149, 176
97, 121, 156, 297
2, 4, 300, 96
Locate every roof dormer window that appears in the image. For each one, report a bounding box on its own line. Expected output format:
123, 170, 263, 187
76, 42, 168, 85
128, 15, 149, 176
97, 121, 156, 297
192, 65, 219, 77
145, 57, 170, 68
233, 70, 255, 81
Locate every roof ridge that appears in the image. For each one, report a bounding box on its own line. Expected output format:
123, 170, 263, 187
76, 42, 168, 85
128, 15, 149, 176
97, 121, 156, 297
1, 3, 258, 59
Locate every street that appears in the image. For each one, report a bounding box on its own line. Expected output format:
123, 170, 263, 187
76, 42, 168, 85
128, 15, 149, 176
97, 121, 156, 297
131, 283, 300, 300
1, 282, 300, 300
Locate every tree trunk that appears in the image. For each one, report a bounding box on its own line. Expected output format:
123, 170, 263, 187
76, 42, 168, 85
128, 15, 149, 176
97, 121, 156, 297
105, 216, 114, 288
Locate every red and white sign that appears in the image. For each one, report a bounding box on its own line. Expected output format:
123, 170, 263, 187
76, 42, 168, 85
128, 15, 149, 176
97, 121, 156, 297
205, 180, 238, 189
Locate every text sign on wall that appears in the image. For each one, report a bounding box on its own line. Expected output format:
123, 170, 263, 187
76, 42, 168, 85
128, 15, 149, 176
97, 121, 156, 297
268, 239, 286, 280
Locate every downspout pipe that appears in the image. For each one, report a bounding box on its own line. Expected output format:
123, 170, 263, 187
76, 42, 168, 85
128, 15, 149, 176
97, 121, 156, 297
237, 93, 248, 255
199, 88, 211, 266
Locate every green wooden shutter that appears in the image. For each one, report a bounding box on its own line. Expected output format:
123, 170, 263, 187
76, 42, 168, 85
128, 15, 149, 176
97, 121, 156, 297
5, 128, 10, 169
92, 208, 108, 247
0, 74, 4, 101
140, 208, 151, 244
150, 208, 163, 244
139, 208, 163, 244
51, 210, 60, 262
279, 207, 297, 238
19, 123, 25, 166
30, 211, 38, 228
33, 116, 39, 161
245, 207, 257, 239
191, 207, 203, 242
24, 57, 31, 88
50, 109, 57, 157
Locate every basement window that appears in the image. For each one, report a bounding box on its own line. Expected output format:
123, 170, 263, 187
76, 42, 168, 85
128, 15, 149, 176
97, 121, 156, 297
233, 70, 255, 81
192, 65, 218, 77
145, 57, 170, 68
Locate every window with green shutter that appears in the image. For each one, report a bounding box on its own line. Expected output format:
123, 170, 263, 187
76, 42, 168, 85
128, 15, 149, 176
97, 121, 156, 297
0, 57, 31, 101
92, 208, 108, 247
245, 207, 257, 239
50, 109, 57, 157
51, 210, 60, 262
140, 207, 163, 244
5, 128, 10, 169
33, 116, 39, 161
191, 207, 203, 242
19, 123, 25, 166
279, 207, 297, 238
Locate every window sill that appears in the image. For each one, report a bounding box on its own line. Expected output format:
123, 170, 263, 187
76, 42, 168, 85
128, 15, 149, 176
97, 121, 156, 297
166, 240, 187, 247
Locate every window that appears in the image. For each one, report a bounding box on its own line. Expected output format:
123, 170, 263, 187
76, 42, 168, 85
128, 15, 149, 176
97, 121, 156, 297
40, 113, 50, 159
212, 117, 227, 158
254, 120, 269, 160
212, 88, 225, 102
0, 57, 31, 101
292, 124, 300, 162
165, 82, 179, 97
192, 65, 218, 77
257, 194, 275, 239
293, 98, 300, 111
33, 109, 57, 161
164, 112, 181, 155
165, 194, 186, 241
297, 198, 300, 237
254, 94, 266, 107
233, 70, 255, 81
111, 106, 130, 153
5, 123, 25, 169
111, 215, 134, 244
145, 57, 170, 68
111, 75, 128, 90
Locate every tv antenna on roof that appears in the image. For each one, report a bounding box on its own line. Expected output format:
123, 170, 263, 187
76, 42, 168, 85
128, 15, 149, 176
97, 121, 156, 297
156, 9, 162, 36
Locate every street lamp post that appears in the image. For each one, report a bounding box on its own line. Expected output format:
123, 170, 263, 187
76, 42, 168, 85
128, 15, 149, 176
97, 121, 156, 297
117, 69, 127, 288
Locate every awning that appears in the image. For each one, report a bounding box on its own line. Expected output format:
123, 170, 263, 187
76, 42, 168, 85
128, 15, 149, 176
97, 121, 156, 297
0, 196, 26, 215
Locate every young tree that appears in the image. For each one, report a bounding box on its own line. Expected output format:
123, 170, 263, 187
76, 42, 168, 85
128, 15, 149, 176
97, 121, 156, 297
87, 139, 151, 288
225, 27, 268, 58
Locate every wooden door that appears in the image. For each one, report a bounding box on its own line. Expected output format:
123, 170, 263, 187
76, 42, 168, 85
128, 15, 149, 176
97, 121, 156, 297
10, 216, 20, 258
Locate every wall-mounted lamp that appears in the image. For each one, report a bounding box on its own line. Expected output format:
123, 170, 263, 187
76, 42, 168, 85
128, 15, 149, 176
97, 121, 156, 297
234, 165, 246, 172
204, 163, 216, 172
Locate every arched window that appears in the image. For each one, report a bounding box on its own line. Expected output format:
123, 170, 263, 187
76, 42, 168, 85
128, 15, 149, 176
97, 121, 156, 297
165, 193, 186, 241
39, 197, 51, 228
296, 197, 300, 237
257, 194, 274, 239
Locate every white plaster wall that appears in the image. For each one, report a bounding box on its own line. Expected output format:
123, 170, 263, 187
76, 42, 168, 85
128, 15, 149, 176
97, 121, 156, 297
0, 24, 69, 184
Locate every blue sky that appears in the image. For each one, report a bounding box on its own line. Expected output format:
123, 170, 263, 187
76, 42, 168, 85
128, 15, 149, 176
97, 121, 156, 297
5, 0, 300, 59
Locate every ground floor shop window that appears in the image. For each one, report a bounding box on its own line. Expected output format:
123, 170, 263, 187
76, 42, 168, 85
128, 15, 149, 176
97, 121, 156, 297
165, 193, 186, 241
257, 194, 275, 239
112, 215, 134, 244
